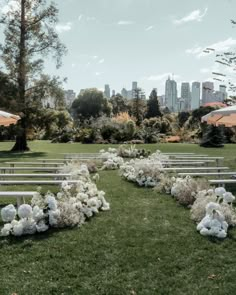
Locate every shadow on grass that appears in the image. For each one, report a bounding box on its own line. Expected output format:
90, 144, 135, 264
0, 151, 46, 159
0, 226, 76, 246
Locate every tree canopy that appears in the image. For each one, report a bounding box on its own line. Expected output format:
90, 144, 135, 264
71, 88, 111, 120
146, 89, 162, 118
0, 0, 66, 151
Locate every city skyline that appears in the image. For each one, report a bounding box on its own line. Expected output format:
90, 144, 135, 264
0, 0, 236, 96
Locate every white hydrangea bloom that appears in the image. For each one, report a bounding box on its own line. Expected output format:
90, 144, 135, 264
12, 221, 24, 236
36, 220, 49, 233
197, 202, 228, 239
1, 223, 12, 236
32, 206, 45, 222
18, 204, 33, 219
1, 204, 16, 222
20, 218, 37, 235
45, 195, 57, 211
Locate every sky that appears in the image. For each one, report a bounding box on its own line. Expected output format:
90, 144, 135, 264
1, 0, 236, 96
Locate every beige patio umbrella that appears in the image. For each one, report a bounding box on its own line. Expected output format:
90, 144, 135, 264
201, 105, 236, 127
0, 110, 20, 126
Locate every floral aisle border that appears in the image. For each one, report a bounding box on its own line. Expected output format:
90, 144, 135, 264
1, 164, 110, 237
119, 154, 236, 239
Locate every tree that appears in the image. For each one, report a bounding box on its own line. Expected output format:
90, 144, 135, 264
146, 89, 162, 118
200, 125, 225, 148
0, 0, 66, 151
71, 88, 111, 120
110, 93, 129, 115
129, 88, 146, 126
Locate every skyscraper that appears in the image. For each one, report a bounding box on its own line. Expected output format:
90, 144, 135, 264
181, 82, 191, 111
104, 84, 111, 99
219, 85, 227, 101
165, 77, 177, 112
121, 88, 128, 99
202, 81, 214, 105
132, 81, 138, 98
191, 82, 200, 110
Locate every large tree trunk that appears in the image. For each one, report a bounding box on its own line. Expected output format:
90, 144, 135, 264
12, 0, 29, 151
11, 117, 29, 151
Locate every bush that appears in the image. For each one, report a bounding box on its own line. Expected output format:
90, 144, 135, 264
78, 128, 96, 143
200, 125, 225, 148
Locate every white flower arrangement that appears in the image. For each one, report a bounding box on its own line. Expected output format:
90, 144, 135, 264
1, 163, 110, 237
190, 187, 236, 227
170, 176, 210, 206
120, 152, 164, 187
197, 202, 228, 239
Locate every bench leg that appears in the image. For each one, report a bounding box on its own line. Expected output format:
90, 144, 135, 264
16, 196, 25, 207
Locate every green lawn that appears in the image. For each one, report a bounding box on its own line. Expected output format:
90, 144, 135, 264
0, 141, 236, 295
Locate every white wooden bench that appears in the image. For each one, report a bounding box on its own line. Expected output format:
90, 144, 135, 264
63, 153, 106, 160
0, 180, 80, 185
0, 173, 71, 179
37, 159, 67, 163
209, 179, 236, 187
178, 172, 236, 177
162, 161, 206, 166
161, 167, 229, 172
0, 191, 38, 206
0, 167, 60, 173
5, 162, 64, 167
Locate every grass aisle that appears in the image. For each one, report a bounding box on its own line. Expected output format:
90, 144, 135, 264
0, 142, 236, 294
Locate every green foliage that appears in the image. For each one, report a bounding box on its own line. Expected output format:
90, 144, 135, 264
125, 120, 136, 139
72, 88, 111, 120
146, 89, 162, 118
192, 106, 215, 120
200, 125, 225, 148
178, 111, 190, 127
129, 88, 147, 126
110, 94, 129, 115
78, 128, 96, 143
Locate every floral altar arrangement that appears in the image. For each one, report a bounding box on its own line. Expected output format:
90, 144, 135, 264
1, 165, 110, 237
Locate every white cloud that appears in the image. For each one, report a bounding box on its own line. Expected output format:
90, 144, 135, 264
95, 72, 103, 76
117, 20, 135, 25
98, 58, 105, 64
145, 25, 154, 31
56, 22, 72, 33
173, 8, 208, 25
186, 38, 236, 58
92, 55, 98, 59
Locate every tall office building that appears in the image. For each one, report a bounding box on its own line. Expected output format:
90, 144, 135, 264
191, 82, 200, 110
219, 85, 227, 101
104, 84, 111, 98
202, 81, 214, 105
132, 81, 138, 98
165, 77, 178, 112
121, 88, 128, 99
181, 82, 191, 111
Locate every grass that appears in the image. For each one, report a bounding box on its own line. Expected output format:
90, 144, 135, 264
0, 141, 236, 294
